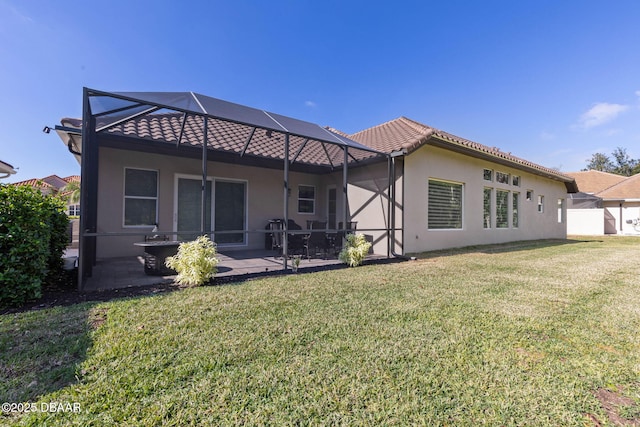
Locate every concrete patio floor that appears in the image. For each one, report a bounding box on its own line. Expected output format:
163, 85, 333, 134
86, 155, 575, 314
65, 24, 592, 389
80, 249, 388, 291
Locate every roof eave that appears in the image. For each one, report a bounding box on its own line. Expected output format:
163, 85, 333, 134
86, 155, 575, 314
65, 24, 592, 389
426, 134, 578, 192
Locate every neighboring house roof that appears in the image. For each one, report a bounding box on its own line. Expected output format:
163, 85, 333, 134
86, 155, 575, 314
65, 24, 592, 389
41, 174, 69, 188
331, 117, 577, 191
565, 170, 628, 194
11, 175, 80, 201
597, 173, 640, 200
0, 159, 17, 178
566, 170, 640, 201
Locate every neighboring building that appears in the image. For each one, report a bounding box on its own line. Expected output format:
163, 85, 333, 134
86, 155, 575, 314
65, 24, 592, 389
55, 89, 577, 285
0, 160, 17, 179
12, 174, 81, 216
566, 170, 640, 235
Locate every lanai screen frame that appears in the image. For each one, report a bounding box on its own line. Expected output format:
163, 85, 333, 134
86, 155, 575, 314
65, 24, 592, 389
76, 87, 392, 288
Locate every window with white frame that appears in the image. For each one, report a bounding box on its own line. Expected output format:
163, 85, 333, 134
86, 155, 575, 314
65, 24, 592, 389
512, 192, 519, 228
483, 188, 492, 228
557, 198, 565, 223
496, 171, 510, 184
298, 185, 315, 214
496, 189, 509, 228
526, 190, 533, 201
512, 175, 520, 187
124, 168, 158, 226
428, 179, 463, 229
483, 169, 493, 181
68, 204, 80, 216
537, 195, 544, 213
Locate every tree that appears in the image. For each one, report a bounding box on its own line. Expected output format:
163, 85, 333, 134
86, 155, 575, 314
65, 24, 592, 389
63, 181, 81, 204
583, 152, 614, 173
611, 147, 640, 176
583, 147, 639, 176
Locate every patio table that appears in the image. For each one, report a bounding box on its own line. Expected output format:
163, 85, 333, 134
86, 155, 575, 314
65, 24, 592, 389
133, 241, 180, 275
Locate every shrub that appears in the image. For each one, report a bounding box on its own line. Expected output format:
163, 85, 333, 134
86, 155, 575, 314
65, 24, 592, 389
165, 235, 219, 286
0, 185, 69, 307
339, 233, 372, 267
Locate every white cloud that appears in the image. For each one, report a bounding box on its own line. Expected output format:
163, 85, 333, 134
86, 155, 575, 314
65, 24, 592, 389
636, 90, 640, 98
304, 100, 317, 108
576, 102, 629, 129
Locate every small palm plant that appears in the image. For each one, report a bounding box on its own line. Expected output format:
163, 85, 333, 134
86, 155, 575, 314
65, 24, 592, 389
339, 233, 371, 267
165, 236, 219, 286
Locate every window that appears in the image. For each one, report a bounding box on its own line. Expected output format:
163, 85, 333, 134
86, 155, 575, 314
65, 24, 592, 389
537, 195, 544, 213
68, 204, 80, 216
483, 188, 492, 228
496, 171, 510, 184
428, 179, 463, 229
298, 185, 315, 214
496, 190, 509, 228
512, 193, 519, 228
483, 169, 493, 181
526, 190, 533, 201
512, 175, 520, 187
124, 168, 158, 226
557, 199, 565, 223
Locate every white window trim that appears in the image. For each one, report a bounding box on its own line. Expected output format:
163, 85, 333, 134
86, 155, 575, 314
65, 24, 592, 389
483, 187, 492, 229
512, 192, 520, 229
495, 189, 510, 229
496, 171, 510, 185
297, 184, 316, 215
537, 195, 545, 213
428, 178, 464, 231
123, 167, 158, 228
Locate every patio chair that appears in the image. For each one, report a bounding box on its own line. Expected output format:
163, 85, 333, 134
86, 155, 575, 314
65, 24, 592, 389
267, 219, 284, 256
286, 219, 305, 256
305, 221, 328, 259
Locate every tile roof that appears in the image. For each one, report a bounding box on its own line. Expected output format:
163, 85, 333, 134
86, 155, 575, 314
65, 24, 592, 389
59, 112, 575, 188
333, 117, 575, 185
68, 113, 380, 168
12, 175, 79, 192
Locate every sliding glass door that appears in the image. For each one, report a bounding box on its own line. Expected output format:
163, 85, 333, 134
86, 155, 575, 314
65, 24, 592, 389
175, 176, 247, 245
214, 180, 246, 245
176, 177, 212, 241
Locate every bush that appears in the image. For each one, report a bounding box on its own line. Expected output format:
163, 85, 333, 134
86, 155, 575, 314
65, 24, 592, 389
0, 185, 69, 307
339, 233, 372, 267
165, 236, 219, 286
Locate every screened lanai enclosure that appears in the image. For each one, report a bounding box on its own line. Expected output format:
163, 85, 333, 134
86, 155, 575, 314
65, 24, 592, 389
56, 89, 398, 289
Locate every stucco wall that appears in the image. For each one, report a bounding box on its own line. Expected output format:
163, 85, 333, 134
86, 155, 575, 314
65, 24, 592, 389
96, 147, 336, 258
402, 145, 569, 254
567, 209, 605, 235
342, 161, 401, 255
604, 201, 640, 235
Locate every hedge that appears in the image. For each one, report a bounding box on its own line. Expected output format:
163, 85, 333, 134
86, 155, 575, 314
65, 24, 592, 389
0, 185, 69, 307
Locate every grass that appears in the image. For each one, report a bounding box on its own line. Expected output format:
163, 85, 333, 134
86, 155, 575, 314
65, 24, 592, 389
1, 236, 639, 426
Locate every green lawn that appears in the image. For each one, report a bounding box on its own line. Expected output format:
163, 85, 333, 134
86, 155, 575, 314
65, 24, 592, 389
2, 237, 639, 426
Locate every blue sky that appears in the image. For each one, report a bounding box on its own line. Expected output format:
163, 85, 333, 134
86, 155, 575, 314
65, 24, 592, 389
1, 0, 639, 183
